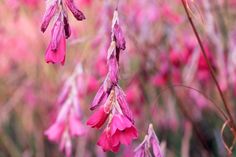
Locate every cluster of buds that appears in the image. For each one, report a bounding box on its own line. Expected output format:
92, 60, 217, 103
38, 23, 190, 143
134, 124, 164, 157
45, 64, 86, 157
86, 10, 138, 152
41, 0, 85, 65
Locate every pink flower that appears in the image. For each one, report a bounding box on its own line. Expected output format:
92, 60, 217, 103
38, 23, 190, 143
97, 129, 120, 152
59, 131, 72, 157
87, 10, 137, 153
45, 35, 66, 65
63, 15, 71, 39
90, 84, 107, 110
113, 23, 126, 50
134, 124, 164, 157
45, 66, 86, 156
97, 114, 138, 152
109, 114, 138, 145
148, 124, 163, 157
87, 106, 109, 129
45, 14, 66, 65
41, 0, 58, 32
65, 0, 86, 21
108, 56, 119, 85
41, 0, 85, 65
45, 121, 65, 142
115, 86, 134, 123
69, 108, 85, 136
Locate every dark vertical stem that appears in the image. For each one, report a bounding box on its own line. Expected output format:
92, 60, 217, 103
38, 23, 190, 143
181, 0, 236, 132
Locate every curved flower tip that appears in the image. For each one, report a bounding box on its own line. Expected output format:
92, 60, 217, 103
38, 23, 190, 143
63, 15, 71, 39
44, 122, 65, 142
116, 87, 135, 123
45, 33, 66, 65
65, 0, 86, 21
108, 56, 119, 84
134, 123, 163, 157
90, 84, 106, 110
41, 0, 58, 33
113, 23, 126, 50
86, 106, 109, 129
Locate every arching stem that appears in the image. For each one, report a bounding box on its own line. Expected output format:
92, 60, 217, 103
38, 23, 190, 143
181, 0, 236, 133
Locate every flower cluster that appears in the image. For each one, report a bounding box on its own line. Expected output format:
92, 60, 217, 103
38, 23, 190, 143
45, 64, 86, 157
87, 10, 138, 152
41, 0, 85, 65
134, 124, 164, 157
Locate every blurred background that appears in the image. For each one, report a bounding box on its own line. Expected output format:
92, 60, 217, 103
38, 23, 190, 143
1, 0, 236, 156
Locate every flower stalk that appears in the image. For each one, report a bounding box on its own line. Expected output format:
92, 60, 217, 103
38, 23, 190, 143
181, 0, 236, 134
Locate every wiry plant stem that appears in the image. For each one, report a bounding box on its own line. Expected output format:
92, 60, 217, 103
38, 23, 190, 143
181, 0, 236, 132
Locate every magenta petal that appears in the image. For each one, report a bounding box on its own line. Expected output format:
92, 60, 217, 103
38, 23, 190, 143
44, 122, 65, 142
110, 115, 132, 136
51, 14, 64, 51
57, 83, 71, 105
115, 87, 134, 123
90, 84, 106, 110
41, 1, 58, 32
65, 0, 85, 21
86, 107, 109, 129
69, 111, 85, 136
45, 33, 66, 65
97, 130, 120, 152
134, 148, 146, 157
148, 124, 163, 157
63, 14, 71, 39
113, 23, 126, 50
108, 56, 119, 85
117, 128, 134, 145
60, 135, 72, 157
150, 137, 163, 157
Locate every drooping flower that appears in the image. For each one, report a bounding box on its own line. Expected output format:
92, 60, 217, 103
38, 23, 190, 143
134, 124, 165, 157
65, 0, 86, 21
41, 0, 85, 65
45, 64, 86, 157
107, 114, 137, 145
87, 9, 137, 152
96, 111, 138, 152
86, 106, 109, 129
45, 13, 66, 65
97, 118, 138, 153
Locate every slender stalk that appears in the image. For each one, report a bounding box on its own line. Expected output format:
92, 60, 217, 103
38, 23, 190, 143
152, 84, 228, 121
168, 83, 212, 156
181, 0, 236, 132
